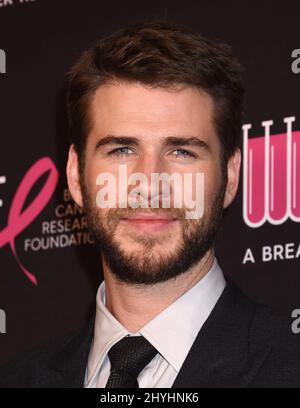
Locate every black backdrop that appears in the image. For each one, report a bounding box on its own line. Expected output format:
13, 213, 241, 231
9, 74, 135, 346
0, 0, 300, 366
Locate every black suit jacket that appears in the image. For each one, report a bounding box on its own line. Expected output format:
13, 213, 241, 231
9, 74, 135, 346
0, 281, 299, 388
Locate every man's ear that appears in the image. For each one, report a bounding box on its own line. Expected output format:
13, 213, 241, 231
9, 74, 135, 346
223, 148, 241, 209
66, 144, 83, 207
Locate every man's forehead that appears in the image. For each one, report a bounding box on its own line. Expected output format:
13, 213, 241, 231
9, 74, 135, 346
89, 82, 216, 141
91, 82, 214, 116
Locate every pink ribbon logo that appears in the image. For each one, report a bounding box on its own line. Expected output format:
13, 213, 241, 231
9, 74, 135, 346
0, 157, 59, 285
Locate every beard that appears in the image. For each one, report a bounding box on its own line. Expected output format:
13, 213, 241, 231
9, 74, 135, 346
81, 179, 226, 286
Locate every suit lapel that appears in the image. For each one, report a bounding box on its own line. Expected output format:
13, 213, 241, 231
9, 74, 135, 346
47, 312, 95, 388
172, 282, 277, 388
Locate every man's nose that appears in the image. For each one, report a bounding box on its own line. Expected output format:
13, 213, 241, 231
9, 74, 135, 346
130, 152, 168, 205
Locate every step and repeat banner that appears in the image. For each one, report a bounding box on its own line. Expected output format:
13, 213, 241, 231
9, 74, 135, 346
0, 0, 300, 365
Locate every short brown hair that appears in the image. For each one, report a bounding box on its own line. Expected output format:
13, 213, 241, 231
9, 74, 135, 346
66, 20, 245, 172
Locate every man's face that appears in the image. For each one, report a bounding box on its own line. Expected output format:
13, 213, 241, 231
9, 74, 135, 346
67, 82, 240, 284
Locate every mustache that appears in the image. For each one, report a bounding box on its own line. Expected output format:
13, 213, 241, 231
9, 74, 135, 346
87, 206, 187, 220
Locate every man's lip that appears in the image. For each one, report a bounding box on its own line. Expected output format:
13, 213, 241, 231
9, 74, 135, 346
121, 214, 177, 221
120, 214, 178, 233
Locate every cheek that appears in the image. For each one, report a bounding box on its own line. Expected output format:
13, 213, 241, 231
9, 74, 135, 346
202, 165, 222, 210
83, 160, 93, 187
185, 164, 219, 194
84, 161, 104, 199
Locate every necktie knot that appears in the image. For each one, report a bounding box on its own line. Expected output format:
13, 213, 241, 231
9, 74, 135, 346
105, 336, 158, 388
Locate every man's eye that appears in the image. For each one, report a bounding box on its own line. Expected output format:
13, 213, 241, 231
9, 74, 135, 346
171, 149, 196, 159
107, 147, 133, 157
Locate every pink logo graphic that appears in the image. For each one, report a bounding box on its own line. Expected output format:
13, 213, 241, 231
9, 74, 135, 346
243, 117, 300, 227
0, 157, 59, 285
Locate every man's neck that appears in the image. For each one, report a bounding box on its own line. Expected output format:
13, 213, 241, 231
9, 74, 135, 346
102, 249, 215, 333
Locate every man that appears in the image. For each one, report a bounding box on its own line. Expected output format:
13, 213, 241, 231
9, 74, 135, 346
1, 20, 299, 388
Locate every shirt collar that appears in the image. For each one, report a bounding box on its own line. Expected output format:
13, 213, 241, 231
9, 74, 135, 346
86, 257, 226, 385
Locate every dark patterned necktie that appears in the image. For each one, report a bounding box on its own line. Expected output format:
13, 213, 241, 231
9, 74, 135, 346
105, 335, 158, 388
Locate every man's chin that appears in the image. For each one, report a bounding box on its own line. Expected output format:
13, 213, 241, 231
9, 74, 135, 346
114, 242, 178, 260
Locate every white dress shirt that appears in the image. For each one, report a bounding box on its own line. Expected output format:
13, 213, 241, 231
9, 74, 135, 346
84, 256, 226, 388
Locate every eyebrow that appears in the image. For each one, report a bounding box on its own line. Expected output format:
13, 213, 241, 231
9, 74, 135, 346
163, 136, 210, 151
95, 136, 139, 150
94, 135, 210, 152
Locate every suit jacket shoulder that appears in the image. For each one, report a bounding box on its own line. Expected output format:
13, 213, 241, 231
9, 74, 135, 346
0, 316, 94, 388
172, 280, 300, 387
